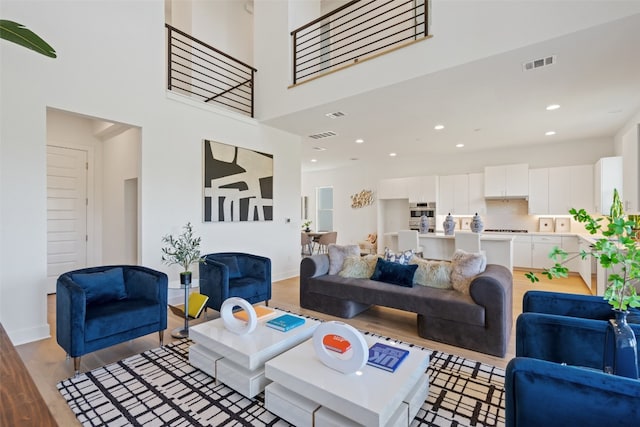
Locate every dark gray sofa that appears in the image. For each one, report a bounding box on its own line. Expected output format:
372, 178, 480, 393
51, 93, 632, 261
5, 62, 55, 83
300, 254, 513, 357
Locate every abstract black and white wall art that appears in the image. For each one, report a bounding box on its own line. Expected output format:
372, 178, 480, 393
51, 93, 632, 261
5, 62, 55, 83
203, 140, 273, 222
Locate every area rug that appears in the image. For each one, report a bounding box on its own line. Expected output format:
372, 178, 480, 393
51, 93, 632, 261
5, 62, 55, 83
58, 335, 505, 427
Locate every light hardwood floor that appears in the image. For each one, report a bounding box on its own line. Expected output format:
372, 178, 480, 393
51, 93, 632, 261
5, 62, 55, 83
15, 268, 590, 426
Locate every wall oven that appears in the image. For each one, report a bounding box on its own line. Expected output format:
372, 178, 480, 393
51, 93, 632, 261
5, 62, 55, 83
409, 202, 436, 232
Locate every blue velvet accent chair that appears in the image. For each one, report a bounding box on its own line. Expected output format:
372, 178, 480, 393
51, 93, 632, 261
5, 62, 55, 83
56, 265, 168, 375
199, 252, 271, 311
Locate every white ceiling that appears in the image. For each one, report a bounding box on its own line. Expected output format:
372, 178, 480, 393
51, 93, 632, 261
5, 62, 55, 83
263, 12, 640, 172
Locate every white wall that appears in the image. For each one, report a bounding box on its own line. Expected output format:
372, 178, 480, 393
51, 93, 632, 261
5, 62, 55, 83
257, 0, 640, 120
302, 137, 615, 246
0, 0, 301, 344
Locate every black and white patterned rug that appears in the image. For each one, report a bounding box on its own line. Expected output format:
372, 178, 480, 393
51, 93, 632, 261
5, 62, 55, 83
58, 336, 505, 426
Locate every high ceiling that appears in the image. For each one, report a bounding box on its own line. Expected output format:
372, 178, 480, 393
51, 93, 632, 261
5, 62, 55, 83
263, 13, 640, 172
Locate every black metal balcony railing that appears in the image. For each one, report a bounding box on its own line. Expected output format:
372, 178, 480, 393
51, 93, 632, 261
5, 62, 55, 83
165, 24, 257, 117
291, 0, 430, 85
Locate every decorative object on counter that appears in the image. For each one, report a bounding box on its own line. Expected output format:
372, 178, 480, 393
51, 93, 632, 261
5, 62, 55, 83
525, 188, 640, 379
471, 213, 484, 233
443, 213, 456, 235
555, 217, 570, 232
350, 189, 374, 208
538, 217, 553, 232
302, 220, 312, 232
419, 214, 430, 234
460, 217, 472, 230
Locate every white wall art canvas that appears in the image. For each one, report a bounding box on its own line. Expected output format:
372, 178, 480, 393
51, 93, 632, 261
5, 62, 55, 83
203, 140, 273, 222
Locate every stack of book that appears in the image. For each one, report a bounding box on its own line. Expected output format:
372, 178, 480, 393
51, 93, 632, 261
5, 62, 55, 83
367, 342, 410, 373
265, 314, 305, 332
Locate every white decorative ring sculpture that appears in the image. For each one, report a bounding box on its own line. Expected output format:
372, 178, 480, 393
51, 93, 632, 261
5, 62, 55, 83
220, 297, 257, 335
312, 321, 368, 374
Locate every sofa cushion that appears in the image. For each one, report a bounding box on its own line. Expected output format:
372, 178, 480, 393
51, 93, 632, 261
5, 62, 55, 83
410, 258, 453, 289
339, 255, 379, 279
85, 298, 159, 340
371, 258, 417, 287
217, 256, 242, 279
328, 244, 360, 274
450, 249, 487, 295
72, 267, 127, 305
383, 247, 414, 265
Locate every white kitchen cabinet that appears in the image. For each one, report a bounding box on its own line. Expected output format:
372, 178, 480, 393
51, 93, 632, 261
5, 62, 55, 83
569, 165, 595, 214
622, 124, 639, 213
578, 236, 596, 294
407, 175, 438, 203
594, 156, 623, 215
438, 174, 469, 214
484, 163, 529, 198
548, 167, 572, 214
468, 173, 486, 215
532, 235, 562, 270
561, 235, 579, 273
528, 168, 549, 214
513, 235, 532, 268
378, 177, 409, 200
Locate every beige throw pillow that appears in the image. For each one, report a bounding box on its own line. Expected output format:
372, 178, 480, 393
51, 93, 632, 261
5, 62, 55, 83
450, 249, 487, 294
328, 244, 361, 274
409, 258, 453, 289
339, 255, 379, 279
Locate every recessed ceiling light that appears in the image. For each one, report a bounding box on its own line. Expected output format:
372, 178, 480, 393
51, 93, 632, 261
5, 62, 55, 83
434, 124, 445, 130
545, 131, 556, 136
389, 153, 397, 157
546, 104, 560, 111
355, 139, 364, 144
350, 157, 359, 161
313, 147, 327, 151
456, 143, 464, 148
325, 111, 346, 118
310, 159, 317, 162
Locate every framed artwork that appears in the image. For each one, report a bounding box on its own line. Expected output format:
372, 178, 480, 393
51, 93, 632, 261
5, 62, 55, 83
203, 140, 273, 222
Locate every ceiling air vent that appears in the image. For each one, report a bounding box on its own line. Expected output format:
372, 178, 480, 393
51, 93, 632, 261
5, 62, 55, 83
523, 55, 556, 71
309, 131, 337, 139
325, 111, 346, 119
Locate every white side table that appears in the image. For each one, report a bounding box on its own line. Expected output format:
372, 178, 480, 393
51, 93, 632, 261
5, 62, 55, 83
168, 279, 200, 338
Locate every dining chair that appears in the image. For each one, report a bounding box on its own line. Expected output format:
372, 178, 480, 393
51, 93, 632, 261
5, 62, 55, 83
316, 231, 337, 253
397, 230, 423, 258
301, 232, 313, 255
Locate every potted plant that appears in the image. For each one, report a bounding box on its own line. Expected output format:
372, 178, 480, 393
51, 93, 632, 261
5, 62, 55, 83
302, 220, 312, 232
161, 222, 203, 285
526, 189, 640, 377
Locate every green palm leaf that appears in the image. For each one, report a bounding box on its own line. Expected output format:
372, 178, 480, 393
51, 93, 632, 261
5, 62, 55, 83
0, 20, 56, 58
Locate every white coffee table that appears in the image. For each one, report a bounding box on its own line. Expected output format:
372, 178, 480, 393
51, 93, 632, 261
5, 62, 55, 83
188, 307, 320, 398
264, 336, 430, 427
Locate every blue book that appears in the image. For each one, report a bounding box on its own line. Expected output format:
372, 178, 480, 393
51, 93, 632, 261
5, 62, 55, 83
367, 342, 410, 372
265, 314, 305, 332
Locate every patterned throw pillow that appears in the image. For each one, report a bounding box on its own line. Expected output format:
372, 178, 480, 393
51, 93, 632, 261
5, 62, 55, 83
384, 247, 414, 265
328, 244, 361, 274
450, 249, 487, 295
409, 258, 453, 289
339, 255, 379, 279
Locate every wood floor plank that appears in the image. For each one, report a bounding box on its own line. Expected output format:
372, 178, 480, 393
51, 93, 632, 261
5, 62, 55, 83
13, 267, 590, 426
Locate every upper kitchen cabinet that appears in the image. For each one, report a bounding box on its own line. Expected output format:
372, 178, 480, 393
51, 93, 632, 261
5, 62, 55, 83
529, 165, 594, 215
484, 163, 529, 199
439, 174, 469, 214
468, 173, 486, 215
378, 177, 409, 200
407, 175, 438, 203
594, 156, 623, 215
622, 124, 639, 213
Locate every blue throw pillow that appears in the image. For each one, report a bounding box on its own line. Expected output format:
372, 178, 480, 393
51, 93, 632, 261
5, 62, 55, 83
217, 256, 242, 279
371, 258, 417, 287
72, 267, 127, 304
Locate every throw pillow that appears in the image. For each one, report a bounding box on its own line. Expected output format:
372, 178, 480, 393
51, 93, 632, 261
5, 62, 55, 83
71, 267, 127, 305
409, 258, 453, 289
383, 247, 414, 265
450, 249, 487, 295
328, 244, 360, 274
216, 256, 242, 279
339, 254, 379, 279
370, 258, 418, 287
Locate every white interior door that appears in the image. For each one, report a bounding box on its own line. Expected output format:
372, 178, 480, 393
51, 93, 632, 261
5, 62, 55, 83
47, 146, 88, 294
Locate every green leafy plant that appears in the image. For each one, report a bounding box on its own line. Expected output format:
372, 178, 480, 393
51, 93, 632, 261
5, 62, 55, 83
0, 20, 56, 58
161, 222, 203, 273
526, 189, 640, 311
302, 220, 312, 230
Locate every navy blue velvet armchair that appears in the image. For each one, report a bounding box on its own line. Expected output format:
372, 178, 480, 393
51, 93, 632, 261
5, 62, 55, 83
56, 265, 168, 375
199, 252, 271, 311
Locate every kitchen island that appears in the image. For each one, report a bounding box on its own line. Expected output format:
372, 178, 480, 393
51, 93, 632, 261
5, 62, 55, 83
384, 232, 514, 271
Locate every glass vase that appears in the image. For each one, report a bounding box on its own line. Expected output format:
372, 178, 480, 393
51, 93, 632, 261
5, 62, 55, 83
605, 310, 639, 379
